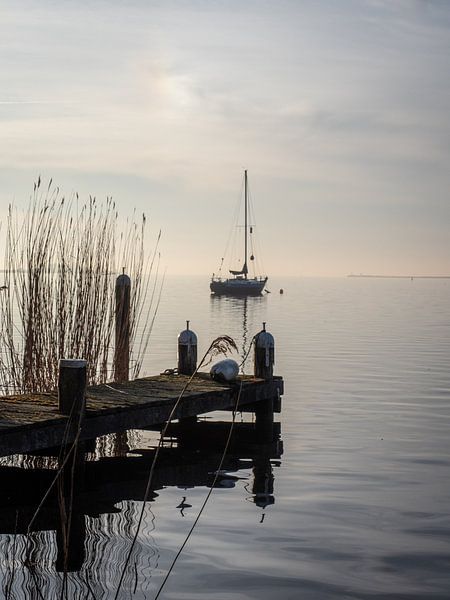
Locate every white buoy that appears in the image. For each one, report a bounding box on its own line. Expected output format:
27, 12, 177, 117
210, 358, 239, 383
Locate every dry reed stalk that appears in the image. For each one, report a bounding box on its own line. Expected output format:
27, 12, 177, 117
113, 334, 237, 599
0, 178, 161, 394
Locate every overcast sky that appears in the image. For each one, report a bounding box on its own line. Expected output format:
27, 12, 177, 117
1, 0, 449, 276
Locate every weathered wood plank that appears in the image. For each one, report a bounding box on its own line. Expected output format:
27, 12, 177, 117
0, 373, 283, 457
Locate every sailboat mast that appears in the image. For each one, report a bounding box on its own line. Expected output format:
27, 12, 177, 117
244, 169, 248, 279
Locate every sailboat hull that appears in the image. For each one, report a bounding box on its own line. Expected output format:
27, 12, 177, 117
210, 277, 267, 296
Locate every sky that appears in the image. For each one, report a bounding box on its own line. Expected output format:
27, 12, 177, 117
0, 0, 449, 277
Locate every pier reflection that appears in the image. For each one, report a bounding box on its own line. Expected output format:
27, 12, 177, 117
0, 418, 282, 597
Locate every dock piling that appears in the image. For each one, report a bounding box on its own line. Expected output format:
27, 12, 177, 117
58, 359, 87, 417
178, 321, 198, 427
57, 359, 87, 479
254, 322, 274, 380
57, 359, 88, 571
178, 320, 198, 376
115, 271, 131, 383
254, 324, 275, 442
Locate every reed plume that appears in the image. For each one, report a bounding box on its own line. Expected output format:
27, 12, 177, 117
0, 178, 161, 394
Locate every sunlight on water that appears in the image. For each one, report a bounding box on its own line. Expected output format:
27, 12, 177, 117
1, 276, 450, 599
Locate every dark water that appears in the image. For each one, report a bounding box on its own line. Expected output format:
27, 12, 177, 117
1, 276, 450, 599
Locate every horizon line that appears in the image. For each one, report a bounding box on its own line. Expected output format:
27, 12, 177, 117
348, 274, 450, 279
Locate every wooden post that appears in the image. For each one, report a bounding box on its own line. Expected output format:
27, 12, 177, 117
57, 359, 87, 486
58, 359, 87, 417
57, 359, 87, 572
254, 324, 275, 442
114, 271, 132, 452
178, 321, 198, 428
115, 271, 131, 383
178, 320, 197, 376
114, 272, 131, 454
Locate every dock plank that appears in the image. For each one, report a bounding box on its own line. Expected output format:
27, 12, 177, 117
0, 373, 283, 457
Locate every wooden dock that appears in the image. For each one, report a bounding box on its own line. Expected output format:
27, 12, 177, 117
0, 373, 283, 457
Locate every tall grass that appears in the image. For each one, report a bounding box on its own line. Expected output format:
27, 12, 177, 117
0, 177, 161, 394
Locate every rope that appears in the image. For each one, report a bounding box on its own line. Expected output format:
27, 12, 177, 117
113, 337, 236, 600
218, 178, 245, 274
153, 381, 243, 600
246, 183, 266, 278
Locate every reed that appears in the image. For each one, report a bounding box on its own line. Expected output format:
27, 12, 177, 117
0, 177, 161, 394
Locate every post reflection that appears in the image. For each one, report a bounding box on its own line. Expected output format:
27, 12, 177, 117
252, 454, 275, 509
0, 419, 282, 596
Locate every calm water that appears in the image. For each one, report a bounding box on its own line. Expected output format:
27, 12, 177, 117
1, 276, 450, 599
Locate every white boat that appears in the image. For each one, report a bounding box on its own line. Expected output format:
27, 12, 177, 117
210, 170, 268, 296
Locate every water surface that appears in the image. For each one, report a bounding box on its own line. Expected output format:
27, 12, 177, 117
1, 276, 450, 599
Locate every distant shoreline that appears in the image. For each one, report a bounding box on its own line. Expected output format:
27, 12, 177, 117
348, 274, 450, 279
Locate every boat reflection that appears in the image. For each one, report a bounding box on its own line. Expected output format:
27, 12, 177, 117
0, 419, 282, 595
210, 293, 267, 371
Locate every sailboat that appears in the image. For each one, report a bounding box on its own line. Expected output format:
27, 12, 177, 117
210, 170, 268, 296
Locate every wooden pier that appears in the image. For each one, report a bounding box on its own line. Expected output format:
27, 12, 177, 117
0, 270, 284, 579
0, 372, 283, 457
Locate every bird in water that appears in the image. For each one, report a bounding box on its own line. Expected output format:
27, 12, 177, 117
176, 496, 192, 517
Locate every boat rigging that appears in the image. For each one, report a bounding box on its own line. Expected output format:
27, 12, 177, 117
210, 170, 268, 296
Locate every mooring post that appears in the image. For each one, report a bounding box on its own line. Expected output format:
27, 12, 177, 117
254, 323, 275, 442
114, 271, 132, 454
57, 358, 87, 485
178, 320, 197, 376
177, 321, 198, 429
254, 322, 274, 380
58, 358, 87, 417
115, 270, 131, 383
57, 359, 87, 572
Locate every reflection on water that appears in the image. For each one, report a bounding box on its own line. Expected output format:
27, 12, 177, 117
210, 293, 266, 371
150, 276, 450, 600
2, 276, 450, 599
0, 419, 282, 598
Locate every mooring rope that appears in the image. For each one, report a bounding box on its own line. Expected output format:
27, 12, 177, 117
153, 380, 243, 600
113, 336, 237, 600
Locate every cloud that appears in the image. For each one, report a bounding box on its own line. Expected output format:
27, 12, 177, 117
1, 0, 449, 275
